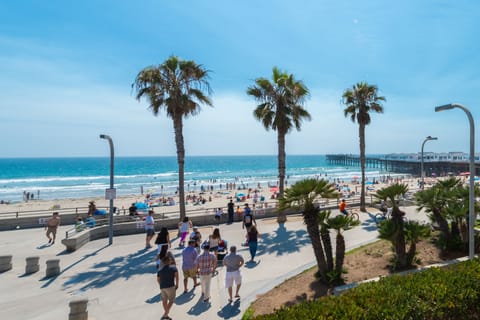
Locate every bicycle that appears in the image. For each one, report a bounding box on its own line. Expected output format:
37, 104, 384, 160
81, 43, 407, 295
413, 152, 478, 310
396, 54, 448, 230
375, 208, 407, 225
343, 209, 359, 222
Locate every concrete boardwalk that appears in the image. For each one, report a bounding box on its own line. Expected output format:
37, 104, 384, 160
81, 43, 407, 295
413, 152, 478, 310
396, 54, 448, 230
0, 207, 428, 320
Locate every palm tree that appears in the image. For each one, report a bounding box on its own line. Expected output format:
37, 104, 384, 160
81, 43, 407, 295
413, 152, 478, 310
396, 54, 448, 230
375, 183, 408, 268
324, 214, 360, 281
279, 178, 337, 283
404, 221, 431, 266
416, 177, 480, 251
247, 67, 310, 200
342, 82, 385, 212
132, 56, 212, 220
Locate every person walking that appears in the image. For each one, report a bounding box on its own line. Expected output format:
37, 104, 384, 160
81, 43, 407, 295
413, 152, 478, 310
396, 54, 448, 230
242, 204, 256, 232
157, 255, 179, 320
155, 227, 171, 253
45, 212, 60, 244
247, 225, 260, 262
178, 216, 192, 247
181, 239, 199, 293
145, 210, 155, 249
195, 243, 217, 302
222, 245, 244, 302
227, 199, 234, 224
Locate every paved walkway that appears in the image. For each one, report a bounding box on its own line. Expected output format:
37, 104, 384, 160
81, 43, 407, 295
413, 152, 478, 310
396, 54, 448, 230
0, 207, 428, 320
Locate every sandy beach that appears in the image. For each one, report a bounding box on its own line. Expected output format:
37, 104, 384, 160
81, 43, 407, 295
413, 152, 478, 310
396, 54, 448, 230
0, 177, 427, 217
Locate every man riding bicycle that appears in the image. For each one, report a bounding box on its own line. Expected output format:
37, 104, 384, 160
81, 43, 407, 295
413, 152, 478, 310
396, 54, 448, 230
339, 199, 348, 215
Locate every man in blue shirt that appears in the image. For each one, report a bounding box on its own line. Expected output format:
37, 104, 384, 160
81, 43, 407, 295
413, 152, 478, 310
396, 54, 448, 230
181, 239, 199, 293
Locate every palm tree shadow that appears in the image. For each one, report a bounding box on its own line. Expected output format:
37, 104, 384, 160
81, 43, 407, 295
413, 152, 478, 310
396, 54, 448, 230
255, 222, 310, 258
360, 212, 379, 232
62, 248, 157, 291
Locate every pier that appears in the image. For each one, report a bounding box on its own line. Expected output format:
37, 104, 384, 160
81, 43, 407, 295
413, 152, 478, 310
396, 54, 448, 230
326, 154, 480, 176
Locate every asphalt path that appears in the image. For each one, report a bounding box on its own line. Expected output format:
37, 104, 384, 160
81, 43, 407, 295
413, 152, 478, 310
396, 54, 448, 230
0, 207, 429, 320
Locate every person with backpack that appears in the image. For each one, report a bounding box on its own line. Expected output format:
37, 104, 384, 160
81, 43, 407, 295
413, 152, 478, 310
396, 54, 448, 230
242, 204, 256, 232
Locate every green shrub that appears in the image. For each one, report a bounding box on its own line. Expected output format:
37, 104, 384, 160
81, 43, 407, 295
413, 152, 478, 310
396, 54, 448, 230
252, 258, 480, 320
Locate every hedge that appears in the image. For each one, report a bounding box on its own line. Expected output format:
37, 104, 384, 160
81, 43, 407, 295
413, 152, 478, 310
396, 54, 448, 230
250, 258, 480, 320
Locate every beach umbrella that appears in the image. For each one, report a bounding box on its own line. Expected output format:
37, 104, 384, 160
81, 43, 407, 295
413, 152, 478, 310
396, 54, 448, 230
236, 193, 245, 197
460, 172, 470, 176
353, 175, 359, 179
366, 181, 374, 185
269, 186, 279, 193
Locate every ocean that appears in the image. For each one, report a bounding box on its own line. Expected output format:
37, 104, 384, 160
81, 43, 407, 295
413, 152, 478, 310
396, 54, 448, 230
0, 155, 398, 202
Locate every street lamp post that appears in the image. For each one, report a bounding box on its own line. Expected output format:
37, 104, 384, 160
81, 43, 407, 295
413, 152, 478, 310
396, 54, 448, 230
435, 103, 475, 259
421, 136, 438, 189
100, 134, 115, 246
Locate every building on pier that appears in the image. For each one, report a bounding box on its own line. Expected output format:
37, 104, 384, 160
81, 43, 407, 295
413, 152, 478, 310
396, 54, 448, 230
326, 153, 480, 176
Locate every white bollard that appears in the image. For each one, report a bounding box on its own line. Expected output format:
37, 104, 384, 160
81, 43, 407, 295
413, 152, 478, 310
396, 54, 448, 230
68, 298, 89, 320
0, 255, 13, 272
45, 259, 60, 278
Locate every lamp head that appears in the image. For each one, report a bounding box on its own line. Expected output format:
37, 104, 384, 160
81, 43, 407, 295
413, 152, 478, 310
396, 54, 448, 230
426, 136, 438, 141
435, 104, 454, 112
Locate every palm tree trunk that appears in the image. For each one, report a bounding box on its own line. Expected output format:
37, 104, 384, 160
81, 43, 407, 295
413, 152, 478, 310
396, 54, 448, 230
277, 130, 286, 198
173, 115, 186, 220
406, 241, 416, 266
304, 213, 328, 282
392, 209, 406, 268
320, 226, 334, 272
432, 208, 451, 246
359, 124, 366, 212
335, 233, 346, 274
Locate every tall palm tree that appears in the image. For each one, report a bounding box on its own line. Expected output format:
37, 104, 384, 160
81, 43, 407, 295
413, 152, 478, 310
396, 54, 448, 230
247, 67, 310, 199
342, 82, 385, 212
132, 56, 212, 220
279, 178, 337, 283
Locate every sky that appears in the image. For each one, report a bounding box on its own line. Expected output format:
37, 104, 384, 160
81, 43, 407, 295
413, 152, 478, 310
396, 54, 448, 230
1, 0, 479, 158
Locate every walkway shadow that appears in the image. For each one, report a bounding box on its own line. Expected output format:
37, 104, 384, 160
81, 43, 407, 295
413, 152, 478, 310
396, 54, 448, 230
253, 223, 310, 258
175, 290, 196, 305
62, 247, 156, 291
145, 293, 161, 304
187, 296, 211, 315
360, 212, 379, 232
244, 260, 260, 269
41, 244, 109, 288
217, 300, 241, 319
36, 243, 50, 250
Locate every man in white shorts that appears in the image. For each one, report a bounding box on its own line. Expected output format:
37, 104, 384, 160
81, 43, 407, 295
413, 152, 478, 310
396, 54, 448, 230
222, 245, 244, 302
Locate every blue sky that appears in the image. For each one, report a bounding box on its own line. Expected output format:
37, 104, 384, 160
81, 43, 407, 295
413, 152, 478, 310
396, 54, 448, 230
1, 0, 479, 157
